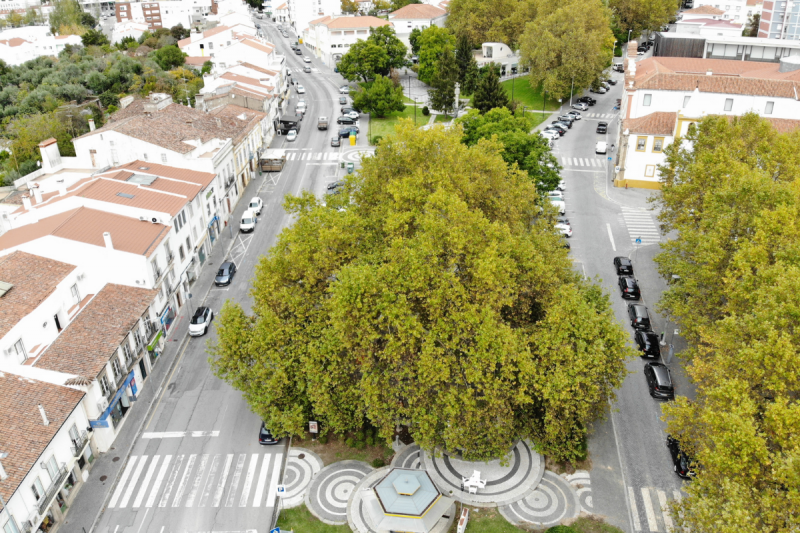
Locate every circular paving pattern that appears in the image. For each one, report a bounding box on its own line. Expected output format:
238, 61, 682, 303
342, 149, 375, 162
305, 460, 373, 525
391, 444, 424, 470
498, 471, 580, 529
566, 470, 593, 514
282, 448, 323, 508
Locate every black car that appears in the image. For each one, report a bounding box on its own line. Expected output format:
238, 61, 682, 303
614, 256, 634, 275
618, 276, 641, 300
341, 106, 356, 115
628, 303, 651, 330
606, 78, 618, 85
326, 181, 343, 195
331, 136, 341, 147
214, 261, 237, 286
339, 126, 359, 137
637, 46, 647, 54
596, 122, 608, 134
635, 330, 661, 358
644, 362, 675, 400
544, 126, 565, 137
337, 116, 356, 125
259, 422, 279, 445
577, 96, 596, 106
667, 436, 696, 479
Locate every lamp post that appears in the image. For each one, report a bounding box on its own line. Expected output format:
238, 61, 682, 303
414, 97, 417, 126
541, 90, 546, 120
569, 76, 574, 107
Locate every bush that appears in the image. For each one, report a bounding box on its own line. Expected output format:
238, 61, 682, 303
422, 106, 430, 116
355, 430, 366, 442
354, 439, 366, 450
345, 437, 355, 448
370, 135, 383, 145
371, 458, 386, 468
366, 436, 374, 446
547, 527, 577, 533
317, 435, 328, 444
575, 433, 588, 462
365, 428, 374, 439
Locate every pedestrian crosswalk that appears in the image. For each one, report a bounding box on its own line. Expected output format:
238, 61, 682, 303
621, 206, 661, 245
107, 452, 283, 510
560, 156, 609, 168
578, 112, 617, 119
628, 486, 682, 532
284, 151, 341, 161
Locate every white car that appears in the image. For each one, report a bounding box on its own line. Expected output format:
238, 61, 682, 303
566, 111, 581, 120
540, 130, 559, 141
548, 190, 564, 199
287, 129, 298, 142
296, 85, 305, 94
572, 103, 588, 111
303, 56, 311, 63
550, 198, 566, 215
555, 223, 573, 238
189, 306, 214, 336
339, 85, 350, 94
595, 141, 608, 154
345, 110, 359, 120
248, 197, 263, 215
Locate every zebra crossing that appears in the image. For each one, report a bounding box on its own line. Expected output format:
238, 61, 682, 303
621, 206, 661, 246
629, 486, 682, 532
284, 151, 341, 161
560, 156, 609, 169
107, 452, 283, 510
579, 112, 617, 119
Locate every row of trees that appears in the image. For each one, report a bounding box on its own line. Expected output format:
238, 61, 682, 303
654, 113, 800, 532
211, 122, 631, 461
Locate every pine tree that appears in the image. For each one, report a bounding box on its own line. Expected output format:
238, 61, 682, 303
455, 35, 473, 86
427, 46, 459, 116
472, 65, 509, 114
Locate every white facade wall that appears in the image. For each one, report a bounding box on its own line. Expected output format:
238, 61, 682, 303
111, 21, 150, 44
629, 86, 800, 120
286, 0, 340, 36
205, 38, 277, 69
179, 25, 256, 57
304, 23, 380, 66
391, 14, 447, 49
621, 132, 674, 186
0, 35, 82, 66
693, 0, 757, 23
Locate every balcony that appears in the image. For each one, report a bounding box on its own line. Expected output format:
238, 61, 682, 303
37, 465, 69, 515
70, 431, 89, 457
113, 368, 127, 389
20, 520, 33, 533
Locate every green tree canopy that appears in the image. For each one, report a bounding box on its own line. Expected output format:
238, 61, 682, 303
427, 45, 458, 116
338, 40, 389, 82
153, 45, 186, 70
518, 0, 615, 99
170, 24, 191, 40
49, 0, 89, 35
654, 113, 800, 533
408, 27, 423, 55
367, 25, 408, 71
454, 34, 479, 95
609, 0, 679, 39
472, 64, 509, 114
210, 122, 630, 462
351, 75, 405, 118
416, 26, 456, 84
81, 29, 110, 47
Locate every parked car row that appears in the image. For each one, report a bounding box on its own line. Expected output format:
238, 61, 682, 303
541, 109, 585, 141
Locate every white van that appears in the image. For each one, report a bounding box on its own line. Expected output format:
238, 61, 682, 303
240, 209, 257, 233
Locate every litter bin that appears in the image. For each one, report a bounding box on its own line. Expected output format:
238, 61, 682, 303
346, 162, 355, 174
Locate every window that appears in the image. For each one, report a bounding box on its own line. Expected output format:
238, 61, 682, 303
724, 98, 733, 111
227, 41, 231, 46
152, 259, 161, 280
99, 373, 111, 397
31, 477, 45, 501
45, 455, 58, 481
653, 137, 665, 152
161, 153, 167, 163
765, 101, 774, 114
208, 42, 214, 49
636, 137, 647, 151
643, 94, 652, 106
71, 283, 80, 304
112, 357, 123, 382
3, 516, 22, 533
186, 235, 192, 251
13, 338, 26, 364
143, 153, 149, 161
683, 95, 691, 107
645, 164, 656, 178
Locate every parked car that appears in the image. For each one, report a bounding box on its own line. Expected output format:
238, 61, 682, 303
303, 66, 311, 73
595, 141, 608, 154
339, 96, 347, 105
556, 179, 566, 191
561, 235, 571, 249
572, 102, 588, 111
540, 130, 559, 141
555, 223, 572, 237
189, 306, 213, 336
637, 46, 647, 55
259, 422, 279, 445
550, 198, 566, 215
666, 436, 696, 479
341, 106, 356, 115
613, 256, 634, 275
596, 121, 608, 134
549, 123, 568, 135
618, 275, 641, 299
345, 111, 359, 120
590, 86, 607, 94
286, 129, 298, 142
644, 362, 675, 400
628, 303, 651, 330
548, 190, 564, 199
544, 126, 565, 137
326, 181, 343, 195
337, 116, 356, 125
248, 197, 263, 215
613, 64, 625, 73
552, 120, 571, 130
606, 78, 618, 85
303, 56, 311, 63
214, 261, 237, 286
557, 115, 575, 125
331, 136, 341, 147
566, 111, 582, 120
296, 85, 305, 94
240, 209, 257, 232
635, 330, 662, 358
557, 216, 570, 226
577, 96, 596, 106
339, 85, 350, 94
339, 126, 359, 137
294, 49, 302, 55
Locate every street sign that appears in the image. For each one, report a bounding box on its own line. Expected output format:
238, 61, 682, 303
277, 485, 286, 496
607, 157, 612, 161
635, 237, 642, 244
270, 528, 280, 533
309, 421, 319, 433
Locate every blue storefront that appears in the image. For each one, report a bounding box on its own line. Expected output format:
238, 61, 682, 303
89, 371, 137, 430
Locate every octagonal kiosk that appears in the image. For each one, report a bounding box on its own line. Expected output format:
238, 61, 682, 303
363, 468, 455, 533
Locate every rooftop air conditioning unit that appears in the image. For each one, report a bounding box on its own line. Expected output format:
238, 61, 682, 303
139, 215, 147, 221
151, 217, 159, 223
97, 397, 109, 412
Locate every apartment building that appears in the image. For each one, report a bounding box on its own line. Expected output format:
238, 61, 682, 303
686, 0, 762, 23
388, 3, 447, 50
303, 15, 391, 65
285, 0, 340, 37
759, 0, 800, 39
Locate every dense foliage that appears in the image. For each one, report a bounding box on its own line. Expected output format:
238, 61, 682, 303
351, 75, 405, 118
416, 26, 456, 84
654, 113, 800, 532
337, 26, 407, 82
210, 123, 630, 462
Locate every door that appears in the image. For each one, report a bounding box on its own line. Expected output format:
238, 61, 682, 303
32, 477, 45, 501
68, 424, 80, 446
46, 455, 58, 482
54, 313, 62, 332
139, 358, 148, 380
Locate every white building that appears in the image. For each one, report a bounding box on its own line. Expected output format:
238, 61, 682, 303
615, 51, 800, 188
653, 31, 800, 62
285, 0, 340, 38
196, 62, 287, 121
195, 36, 280, 71
0, 32, 81, 66
674, 15, 745, 36
473, 42, 522, 75
683, 1, 759, 23
111, 20, 150, 44
303, 15, 391, 65
274, 2, 288, 23
388, 3, 447, 50
177, 23, 257, 57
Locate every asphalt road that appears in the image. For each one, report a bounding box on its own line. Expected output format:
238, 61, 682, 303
93, 18, 372, 533
550, 75, 694, 533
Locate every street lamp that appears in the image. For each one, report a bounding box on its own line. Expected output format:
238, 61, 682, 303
569, 76, 574, 107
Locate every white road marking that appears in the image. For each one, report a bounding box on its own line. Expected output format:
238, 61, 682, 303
212, 454, 234, 507
133, 455, 160, 508
265, 453, 283, 507
190, 431, 220, 437
657, 490, 673, 532
135, 508, 149, 533
141, 431, 220, 439
628, 486, 642, 531
109, 456, 138, 508
159, 454, 184, 507
607, 223, 616, 251
185, 454, 209, 507
239, 454, 259, 507
172, 454, 197, 507
641, 487, 659, 531
198, 455, 220, 508
120, 455, 148, 507
225, 454, 246, 507
146, 455, 172, 508
252, 454, 272, 507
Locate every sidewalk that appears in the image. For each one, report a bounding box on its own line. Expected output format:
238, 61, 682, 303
60, 172, 267, 533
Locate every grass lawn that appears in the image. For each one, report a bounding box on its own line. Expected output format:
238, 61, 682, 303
444, 506, 625, 533
502, 79, 561, 112
369, 104, 425, 144
292, 433, 394, 466
276, 504, 350, 533
434, 114, 452, 123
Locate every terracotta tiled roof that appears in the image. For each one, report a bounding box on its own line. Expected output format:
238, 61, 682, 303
220, 72, 271, 89
0, 207, 169, 258
276, 2, 287, 9
683, 5, 725, 14
624, 112, 678, 135
240, 38, 274, 54
322, 16, 391, 29
746, 0, 762, 5
765, 117, 800, 133
0, 372, 84, 510
184, 56, 208, 66
0, 252, 76, 340
206, 105, 267, 144
178, 25, 231, 47
34, 284, 157, 379
309, 15, 332, 26
240, 63, 278, 76
0, 37, 28, 47
678, 17, 743, 28
390, 3, 446, 19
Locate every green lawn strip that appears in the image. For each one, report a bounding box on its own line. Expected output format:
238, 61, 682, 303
276, 503, 351, 533
502, 79, 561, 112
570, 517, 626, 533
434, 114, 452, 123
461, 508, 523, 533
369, 104, 424, 143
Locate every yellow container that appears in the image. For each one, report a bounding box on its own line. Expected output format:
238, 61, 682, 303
350, 134, 356, 145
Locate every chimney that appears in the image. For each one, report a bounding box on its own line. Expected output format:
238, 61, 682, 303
215, 117, 222, 128
38, 404, 50, 426
22, 195, 32, 211
706, 69, 713, 75
89, 118, 96, 131
32, 186, 43, 204
103, 232, 114, 250
57, 179, 67, 196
